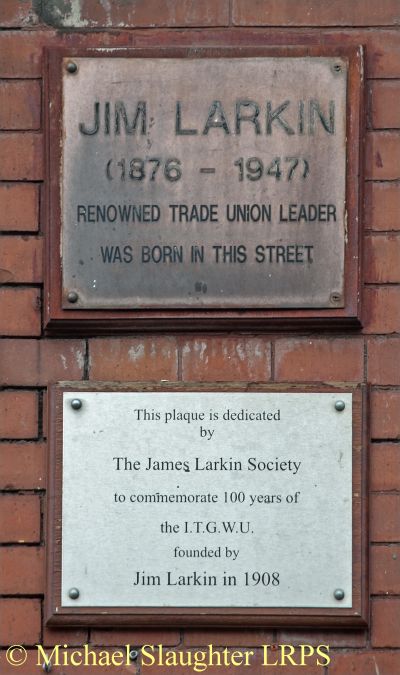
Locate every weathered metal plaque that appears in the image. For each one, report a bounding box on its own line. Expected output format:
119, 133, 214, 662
61, 56, 347, 310
61, 390, 352, 608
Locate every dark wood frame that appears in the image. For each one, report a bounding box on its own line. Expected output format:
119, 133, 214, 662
46, 382, 368, 628
43, 42, 364, 334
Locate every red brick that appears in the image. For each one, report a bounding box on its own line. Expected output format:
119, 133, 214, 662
89, 337, 178, 381
0, 391, 38, 439
367, 338, 400, 384
369, 80, 400, 129
0, 288, 41, 336
371, 545, 400, 594
181, 336, 271, 381
365, 235, 400, 282
0, 236, 42, 283
0, 494, 40, 543
0, 649, 137, 675
0, 339, 85, 386
370, 443, 400, 490
372, 599, 400, 646
43, 0, 229, 28
0, 81, 41, 130
276, 629, 366, 648
0, 184, 39, 232
0, 441, 46, 490
0, 546, 44, 594
363, 287, 400, 334
329, 650, 400, 675
233, 0, 400, 26
0, 0, 36, 27
0, 133, 43, 180
371, 389, 400, 439
364, 182, 400, 231
275, 337, 363, 382
365, 132, 400, 180
90, 629, 180, 646
184, 630, 274, 647
43, 627, 89, 648
371, 494, 400, 542
0, 599, 41, 646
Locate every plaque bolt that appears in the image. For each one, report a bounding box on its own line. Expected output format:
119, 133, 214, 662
334, 588, 345, 601
129, 650, 139, 662
335, 400, 346, 412
71, 399, 82, 411
42, 662, 52, 673
68, 587, 80, 599
67, 290, 79, 303
330, 292, 342, 304
66, 61, 78, 74
333, 63, 342, 73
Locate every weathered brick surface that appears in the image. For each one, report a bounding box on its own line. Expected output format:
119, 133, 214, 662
184, 630, 274, 647
181, 336, 271, 381
0, 288, 41, 336
0, 494, 41, 543
0, 599, 41, 646
0, 236, 42, 283
371, 545, 400, 594
329, 650, 400, 675
0, 184, 39, 232
233, 1, 400, 26
370, 494, 400, 542
365, 235, 400, 283
369, 80, 400, 129
275, 338, 363, 382
364, 182, 400, 231
367, 338, 400, 384
0, 133, 43, 180
365, 132, 400, 180
0, 0, 37, 27
0, 339, 85, 386
372, 599, 400, 647
371, 389, 400, 439
370, 443, 400, 490
0, 391, 38, 439
0, 547, 44, 594
363, 287, 400, 334
0, 441, 46, 490
0, 81, 41, 130
90, 629, 180, 646
89, 337, 178, 381
39, 0, 229, 28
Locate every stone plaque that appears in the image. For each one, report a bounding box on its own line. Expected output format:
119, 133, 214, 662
61, 56, 348, 310
61, 390, 352, 609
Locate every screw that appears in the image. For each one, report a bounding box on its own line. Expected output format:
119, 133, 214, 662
71, 399, 82, 411
330, 292, 342, 304
334, 588, 345, 601
68, 587, 80, 599
129, 650, 139, 662
42, 662, 52, 673
333, 63, 342, 73
335, 400, 345, 412
66, 61, 78, 74
67, 291, 78, 303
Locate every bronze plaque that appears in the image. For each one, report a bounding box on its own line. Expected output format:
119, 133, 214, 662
61, 56, 348, 310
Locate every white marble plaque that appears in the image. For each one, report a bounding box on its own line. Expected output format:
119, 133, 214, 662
61, 392, 352, 608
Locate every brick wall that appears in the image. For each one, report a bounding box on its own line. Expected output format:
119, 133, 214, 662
0, 2, 399, 673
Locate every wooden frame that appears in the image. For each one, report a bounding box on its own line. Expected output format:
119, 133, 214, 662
46, 382, 368, 628
43, 41, 364, 334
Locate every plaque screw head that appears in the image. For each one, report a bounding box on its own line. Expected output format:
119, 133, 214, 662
66, 61, 78, 74
42, 662, 52, 673
129, 650, 139, 662
335, 400, 346, 412
67, 290, 79, 303
70, 399, 82, 411
68, 587, 80, 599
334, 588, 345, 601
333, 63, 342, 73
330, 292, 342, 304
